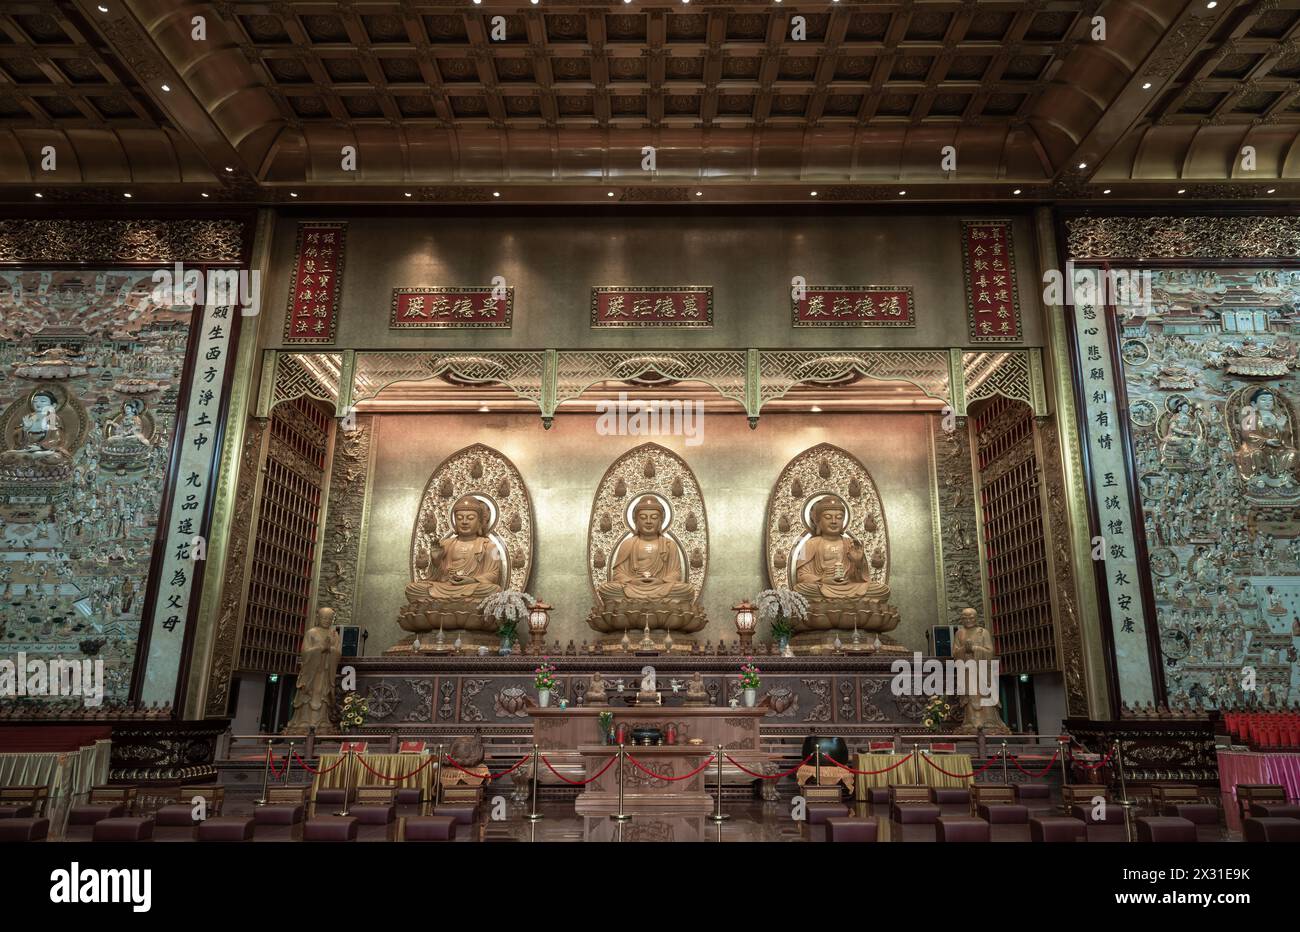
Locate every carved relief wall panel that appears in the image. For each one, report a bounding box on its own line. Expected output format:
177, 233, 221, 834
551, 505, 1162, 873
931, 419, 985, 632
1117, 268, 1300, 709
0, 270, 200, 710
318, 415, 374, 629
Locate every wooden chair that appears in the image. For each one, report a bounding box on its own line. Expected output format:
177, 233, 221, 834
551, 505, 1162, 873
1236, 784, 1287, 820
1062, 784, 1107, 809
0, 785, 50, 818
971, 784, 1015, 807
178, 785, 225, 817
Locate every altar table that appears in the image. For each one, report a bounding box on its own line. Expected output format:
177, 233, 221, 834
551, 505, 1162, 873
853, 752, 973, 801
574, 745, 714, 816
1216, 750, 1300, 802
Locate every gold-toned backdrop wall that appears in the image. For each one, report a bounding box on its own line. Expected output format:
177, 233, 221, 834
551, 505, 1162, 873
357, 410, 939, 653
263, 212, 1043, 351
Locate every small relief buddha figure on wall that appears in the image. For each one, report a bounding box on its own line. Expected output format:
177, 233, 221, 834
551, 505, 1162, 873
1234, 389, 1298, 488
794, 494, 889, 602
597, 496, 696, 606
405, 496, 504, 603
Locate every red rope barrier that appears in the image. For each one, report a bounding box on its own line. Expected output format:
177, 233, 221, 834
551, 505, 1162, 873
357, 754, 436, 783
541, 753, 618, 786
921, 754, 1001, 779
1070, 745, 1117, 771
292, 751, 349, 775
1009, 750, 1060, 779
626, 753, 716, 782
440, 754, 533, 782
442, 755, 492, 778
723, 751, 816, 779
266, 753, 287, 779
822, 753, 914, 776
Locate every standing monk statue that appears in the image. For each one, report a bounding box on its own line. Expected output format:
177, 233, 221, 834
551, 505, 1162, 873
284, 607, 343, 734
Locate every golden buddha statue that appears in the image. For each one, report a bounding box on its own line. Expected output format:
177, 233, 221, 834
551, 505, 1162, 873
395, 495, 506, 651
1234, 389, 1298, 488
597, 496, 696, 605
588, 494, 707, 645
794, 495, 890, 602
788, 494, 899, 648
405, 496, 504, 603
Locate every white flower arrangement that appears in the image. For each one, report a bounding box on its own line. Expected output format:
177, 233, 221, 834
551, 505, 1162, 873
756, 588, 809, 622
479, 590, 537, 624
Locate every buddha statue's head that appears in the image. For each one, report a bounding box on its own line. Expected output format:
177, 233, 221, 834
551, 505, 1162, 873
1255, 390, 1276, 413
631, 495, 666, 538
315, 606, 335, 628
810, 495, 848, 536
958, 607, 979, 628
452, 496, 490, 539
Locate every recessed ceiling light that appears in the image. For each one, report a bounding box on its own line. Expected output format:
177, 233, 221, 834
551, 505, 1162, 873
1268, 188, 1277, 194
289, 192, 298, 198
1177, 188, 1186, 194
1078, 162, 1087, 169
473, 0, 481, 4
1012, 189, 1022, 195
493, 191, 501, 198
810, 191, 818, 196
1142, 82, 1152, 90
34, 192, 42, 198
608, 191, 615, 197
123, 192, 132, 198
478, 405, 490, 413
810, 405, 821, 413
898, 190, 906, 195
695, 191, 703, 197
161, 84, 170, 92
97, 4, 108, 11
1103, 189, 1112, 194
403, 192, 412, 198
530, 0, 538, 5
224, 166, 233, 173
1207, 1, 1217, 8
201, 193, 209, 198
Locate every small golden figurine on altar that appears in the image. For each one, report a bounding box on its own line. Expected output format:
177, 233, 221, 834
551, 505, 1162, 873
283, 607, 342, 735
952, 607, 1011, 735
587, 673, 608, 705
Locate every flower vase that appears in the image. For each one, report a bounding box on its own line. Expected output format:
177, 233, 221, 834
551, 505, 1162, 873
743, 688, 757, 707
498, 636, 512, 656
777, 636, 790, 655
538, 688, 551, 708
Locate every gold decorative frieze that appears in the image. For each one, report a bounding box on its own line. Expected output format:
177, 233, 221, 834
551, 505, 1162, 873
553, 350, 748, 411
0, 219, 244, 264
758, 350, 952, 408
352, 351, 545, 407
319, 417, 373, 629
1066, 215, 1300, 261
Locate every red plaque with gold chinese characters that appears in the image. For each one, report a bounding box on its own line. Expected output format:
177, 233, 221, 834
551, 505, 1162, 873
960, 220, 1021, 343
390, 286, 513, 329
283, 222, 346, 344
791, 286, 915, 328
590, 286, 712, 328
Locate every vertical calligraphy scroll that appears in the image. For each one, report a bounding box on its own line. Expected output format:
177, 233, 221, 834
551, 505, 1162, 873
1070, 292, 1155, 704
961, 220, 1022, 343
139, 302, 236, 705
283, 222, 346, 344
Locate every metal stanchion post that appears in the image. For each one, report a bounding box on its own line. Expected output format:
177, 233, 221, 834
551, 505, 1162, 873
708, 744, 728, 823
255, 738, 273, 806
284, 740, 295, 784
430, 743, 442, 814
1115, 739, 1133, 842
526, 743, 544, 822
1058, 736, 1070, 813
610, 744, 631, 823
1001, 739, 1009, 783
335, 746, 355, 817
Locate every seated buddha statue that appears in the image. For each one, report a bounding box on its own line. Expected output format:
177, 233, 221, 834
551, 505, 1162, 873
588, 495, 707, 644
395, 495, 505, 650
0, 388, 73, 479
788, 494, 899, 644
597, 496, 696, 606
794, 495, 889, 601
1234, 389, 1297, 489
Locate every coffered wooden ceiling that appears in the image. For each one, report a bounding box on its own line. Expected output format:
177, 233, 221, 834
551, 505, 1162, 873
0, 0, 1296, 203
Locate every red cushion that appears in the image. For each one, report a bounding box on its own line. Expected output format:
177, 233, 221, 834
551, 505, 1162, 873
0, 818, 49, 842
303, 816, 358, 842
92, 817, 154, 842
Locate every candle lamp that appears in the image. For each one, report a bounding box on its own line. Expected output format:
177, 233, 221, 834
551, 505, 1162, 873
733, 600, 757, 652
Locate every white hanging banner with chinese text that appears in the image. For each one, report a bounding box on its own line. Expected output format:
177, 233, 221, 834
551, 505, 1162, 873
1071, 297, 1155, 703
140, 302, 234, 705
